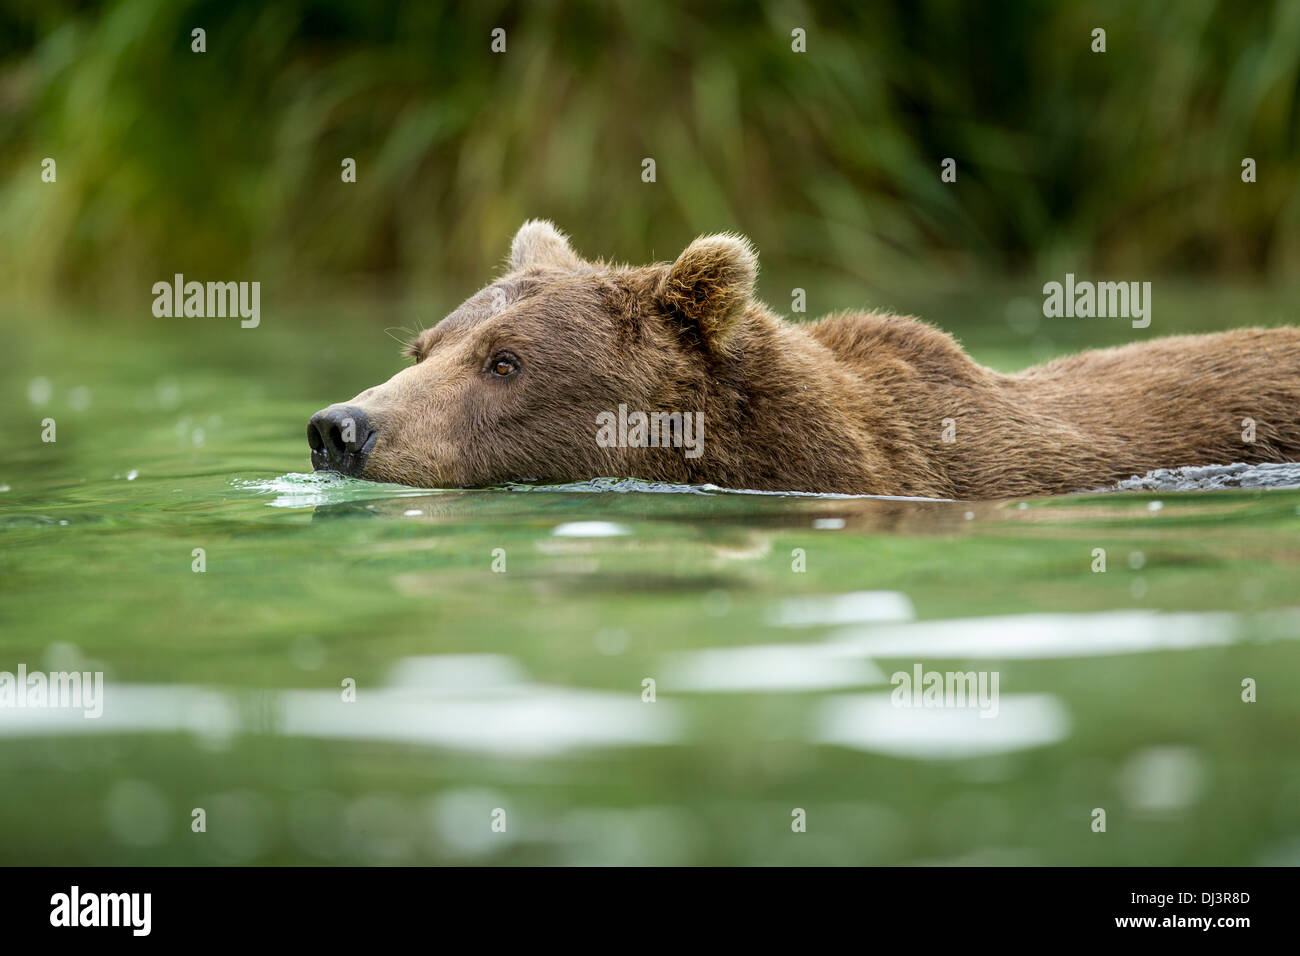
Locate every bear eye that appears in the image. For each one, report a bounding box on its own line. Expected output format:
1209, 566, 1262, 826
488, 354, 520, 378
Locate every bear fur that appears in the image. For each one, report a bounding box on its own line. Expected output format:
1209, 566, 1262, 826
309, 220, 1300, 499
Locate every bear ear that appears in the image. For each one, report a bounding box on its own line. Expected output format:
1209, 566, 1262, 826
509, 219, 583, 271
659, 233, 757, 354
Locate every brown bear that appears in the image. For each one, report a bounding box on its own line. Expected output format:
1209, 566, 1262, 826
307, 220, 1300, 499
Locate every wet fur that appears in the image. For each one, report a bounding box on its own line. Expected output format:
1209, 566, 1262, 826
319, 221, 1300, 499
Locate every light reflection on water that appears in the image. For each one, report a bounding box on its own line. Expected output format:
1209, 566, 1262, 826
3, 607, 1292, 764
0, 655, 680, 757
827, 608, 1300, 659
818, 693, 1071, 759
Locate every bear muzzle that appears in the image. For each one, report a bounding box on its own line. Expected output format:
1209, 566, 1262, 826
307, 405, 377, 477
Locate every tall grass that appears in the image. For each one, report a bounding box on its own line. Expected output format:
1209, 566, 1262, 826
1, 0, 1297, 300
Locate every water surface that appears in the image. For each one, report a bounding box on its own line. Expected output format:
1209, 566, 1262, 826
2, 296, 1299, 865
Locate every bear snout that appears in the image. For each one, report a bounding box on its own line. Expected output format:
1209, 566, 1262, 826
307, 405, 377, 477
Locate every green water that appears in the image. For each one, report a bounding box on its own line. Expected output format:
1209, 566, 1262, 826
2, 291, 1299, 865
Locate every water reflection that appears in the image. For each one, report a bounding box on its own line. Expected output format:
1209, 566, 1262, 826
0, 655, 680, 757
827, 608, 1300, 659
663, 644, 887, 692
5, 607, 1290, 761
818, 692, 1071, 758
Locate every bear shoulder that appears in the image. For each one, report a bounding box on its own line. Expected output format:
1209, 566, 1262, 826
805, 310, 988, 384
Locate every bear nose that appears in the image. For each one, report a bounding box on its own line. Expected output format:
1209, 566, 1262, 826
307, 406, 375, 477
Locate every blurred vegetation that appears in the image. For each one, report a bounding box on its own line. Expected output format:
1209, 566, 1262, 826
1, 0, 1298, 301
